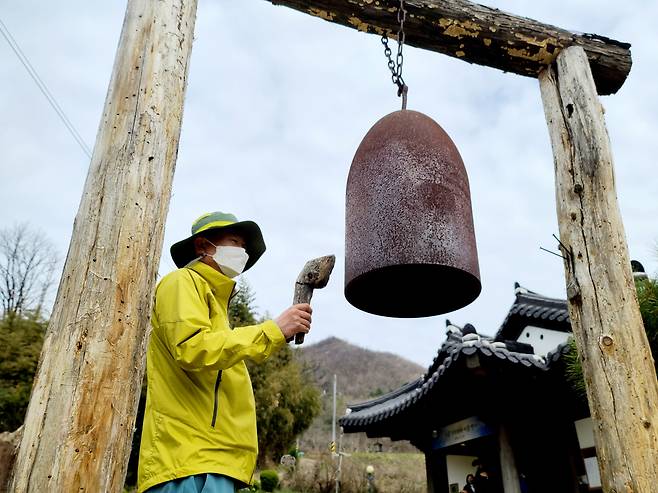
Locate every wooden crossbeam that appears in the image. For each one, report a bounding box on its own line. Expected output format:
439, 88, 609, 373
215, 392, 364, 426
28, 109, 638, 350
264, 0, 632, 95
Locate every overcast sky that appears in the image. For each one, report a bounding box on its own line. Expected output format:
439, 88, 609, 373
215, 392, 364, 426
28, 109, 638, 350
1, 0, 656, 368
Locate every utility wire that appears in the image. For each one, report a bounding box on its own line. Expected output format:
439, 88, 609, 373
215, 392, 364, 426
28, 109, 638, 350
0, 17, 92, 158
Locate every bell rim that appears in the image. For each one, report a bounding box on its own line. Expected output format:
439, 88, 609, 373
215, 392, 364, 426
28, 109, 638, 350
344, 263, 481, 318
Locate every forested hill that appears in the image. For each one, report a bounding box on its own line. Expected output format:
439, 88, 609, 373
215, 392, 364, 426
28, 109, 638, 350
296, 336, 424, 403
295, 337, 424, 452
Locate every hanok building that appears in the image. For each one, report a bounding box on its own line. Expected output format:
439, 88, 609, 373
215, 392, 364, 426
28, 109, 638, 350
339, 284, 602, 493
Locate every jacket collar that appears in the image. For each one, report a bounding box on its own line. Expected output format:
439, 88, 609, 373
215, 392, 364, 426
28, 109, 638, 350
187, 260, 236, 300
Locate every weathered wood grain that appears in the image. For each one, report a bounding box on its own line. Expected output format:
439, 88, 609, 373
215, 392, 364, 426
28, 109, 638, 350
9, 0, 198, 491
293, 255, 335, 344
263, 0, 631, 95
540, 46, 658, 492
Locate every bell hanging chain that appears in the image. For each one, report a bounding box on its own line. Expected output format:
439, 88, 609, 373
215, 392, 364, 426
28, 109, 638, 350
381, 0, 408, 109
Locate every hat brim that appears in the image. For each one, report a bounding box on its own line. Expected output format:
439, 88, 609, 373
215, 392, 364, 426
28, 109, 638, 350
170, 220, 266, 271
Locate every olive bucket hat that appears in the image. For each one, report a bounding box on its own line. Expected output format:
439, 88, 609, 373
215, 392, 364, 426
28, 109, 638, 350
170, 211, 266, 270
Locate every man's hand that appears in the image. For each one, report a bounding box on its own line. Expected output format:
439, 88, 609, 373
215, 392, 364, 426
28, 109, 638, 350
275, 303, 312, 341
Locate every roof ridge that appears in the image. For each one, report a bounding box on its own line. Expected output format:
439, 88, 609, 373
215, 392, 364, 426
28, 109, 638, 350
345, 377, 423, 411
517, 291, 567, 305
514, 282, 567, 304
495, 285, 570, 340
339, 338, 562, 430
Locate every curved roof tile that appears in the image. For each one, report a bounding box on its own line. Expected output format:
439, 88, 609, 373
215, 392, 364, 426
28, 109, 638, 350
339, 328, 570, 430
339, 285, 575, 431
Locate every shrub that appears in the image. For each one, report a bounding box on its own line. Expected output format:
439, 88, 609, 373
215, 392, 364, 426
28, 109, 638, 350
0, 316, 46, 432
287, 447, 300, 460
283, 452, 426, 493
237, 481, 259, 493
260, 469, 279, 492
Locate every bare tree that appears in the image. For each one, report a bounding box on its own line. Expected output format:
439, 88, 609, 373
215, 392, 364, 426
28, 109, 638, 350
0, 224, 58, 322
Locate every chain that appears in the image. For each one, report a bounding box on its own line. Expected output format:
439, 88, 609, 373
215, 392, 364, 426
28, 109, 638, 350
381, 0, 408, 109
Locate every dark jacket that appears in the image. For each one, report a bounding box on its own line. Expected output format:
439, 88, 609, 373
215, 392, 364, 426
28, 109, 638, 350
474, 474, 497, 493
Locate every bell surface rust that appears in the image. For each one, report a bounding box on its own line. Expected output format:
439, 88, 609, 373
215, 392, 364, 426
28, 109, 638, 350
345, 109, 480, 318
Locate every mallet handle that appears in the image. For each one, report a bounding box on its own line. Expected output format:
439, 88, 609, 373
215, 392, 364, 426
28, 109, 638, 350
291, 255, 336, 345
293, 282, 313, 345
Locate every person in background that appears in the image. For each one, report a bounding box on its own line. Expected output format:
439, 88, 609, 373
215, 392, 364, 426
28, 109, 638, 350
475, 467, 502, 493
462, 473, 477, 493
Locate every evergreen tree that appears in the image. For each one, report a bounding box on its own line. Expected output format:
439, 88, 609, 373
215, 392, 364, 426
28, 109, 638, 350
248, 343, 321, 464
231, 279, 321, 465
228, 278, 258, 326
636, 276, 658, 351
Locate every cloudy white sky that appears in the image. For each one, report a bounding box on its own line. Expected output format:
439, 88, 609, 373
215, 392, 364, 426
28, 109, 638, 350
1, 0, 656, 367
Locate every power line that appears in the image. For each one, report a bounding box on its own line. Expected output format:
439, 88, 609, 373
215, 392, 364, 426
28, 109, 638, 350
0, 17, 92, 158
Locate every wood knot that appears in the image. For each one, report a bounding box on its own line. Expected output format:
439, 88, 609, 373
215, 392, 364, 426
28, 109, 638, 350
643, 420, 651, 429
600, 335, 614, 347
566, 103, 574, 117
573, 183, 583, 194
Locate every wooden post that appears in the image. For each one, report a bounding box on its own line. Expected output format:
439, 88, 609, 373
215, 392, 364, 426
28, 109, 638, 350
425, 450, 449, 493
9, 0, 198, 491
498, 425, 520, 493
539, 45, 658, 492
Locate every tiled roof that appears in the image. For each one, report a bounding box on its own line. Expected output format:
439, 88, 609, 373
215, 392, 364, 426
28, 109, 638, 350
545, 340, 573, 365
339, 325, 567, 430
340, 285, 575, 431
495, 283, 570, 341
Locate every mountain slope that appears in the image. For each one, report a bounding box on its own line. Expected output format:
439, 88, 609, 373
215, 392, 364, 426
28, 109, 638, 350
295, 337, 424, 452
297, 336, 424, 401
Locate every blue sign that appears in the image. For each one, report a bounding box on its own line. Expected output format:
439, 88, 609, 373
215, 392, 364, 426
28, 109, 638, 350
432, 416, 495, 450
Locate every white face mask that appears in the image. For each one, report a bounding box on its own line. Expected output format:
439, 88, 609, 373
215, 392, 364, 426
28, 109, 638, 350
210, 244, 249, 278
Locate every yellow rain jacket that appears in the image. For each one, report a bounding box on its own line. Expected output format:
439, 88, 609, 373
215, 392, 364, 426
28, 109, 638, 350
138, 261, 285, 492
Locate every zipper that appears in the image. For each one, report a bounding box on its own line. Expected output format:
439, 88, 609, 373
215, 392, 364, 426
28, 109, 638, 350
228, 285, 238, 315
211, 370, 222, 428
211, 283, 234, 428
229, 284, 238, 301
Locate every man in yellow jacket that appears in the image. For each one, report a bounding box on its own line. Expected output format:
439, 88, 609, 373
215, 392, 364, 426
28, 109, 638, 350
138, 211, 312, 493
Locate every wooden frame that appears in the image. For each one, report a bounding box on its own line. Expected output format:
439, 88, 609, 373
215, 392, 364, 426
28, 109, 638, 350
539, 45, 658, 492
4, 0, 656, 491
263, 0, 631, 95
8, 1, 199, 491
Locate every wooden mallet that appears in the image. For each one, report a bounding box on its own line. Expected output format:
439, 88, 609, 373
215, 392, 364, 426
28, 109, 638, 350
292, 255, 336, 345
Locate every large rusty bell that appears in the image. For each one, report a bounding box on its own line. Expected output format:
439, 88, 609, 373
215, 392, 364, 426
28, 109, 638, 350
345, 109, 481, 317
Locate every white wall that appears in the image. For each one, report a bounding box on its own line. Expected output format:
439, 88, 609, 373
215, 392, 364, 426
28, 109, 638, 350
574, 417, 595, 449
584, 457, 602, 488
575, 418, 602, 488
447, 455, 477, 492
517, 325, 570, 357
